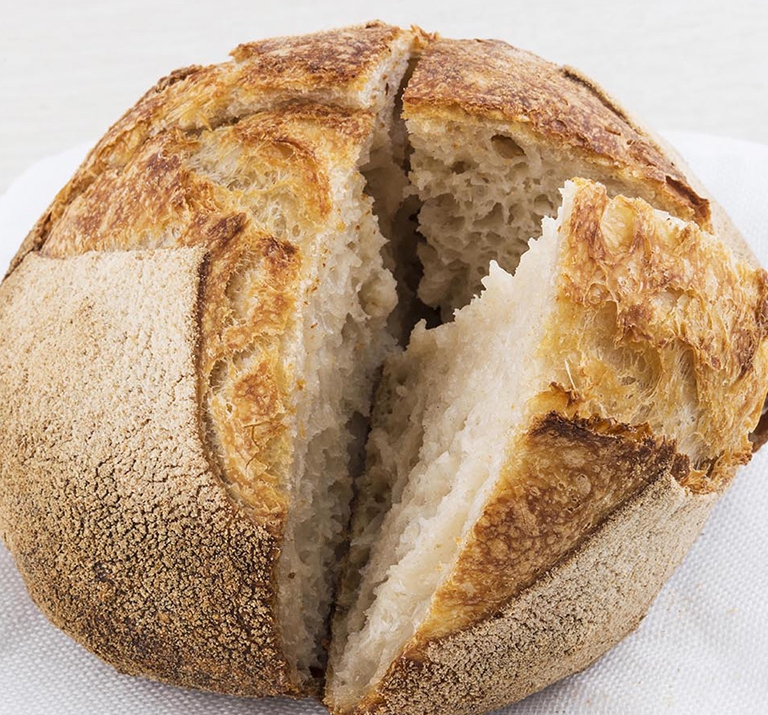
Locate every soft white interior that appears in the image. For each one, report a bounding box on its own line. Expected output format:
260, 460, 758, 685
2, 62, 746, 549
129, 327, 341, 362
276, 168, 397, 681
327, 226, 561, 708
275, 49, 416, 682
408, 117, 664, 317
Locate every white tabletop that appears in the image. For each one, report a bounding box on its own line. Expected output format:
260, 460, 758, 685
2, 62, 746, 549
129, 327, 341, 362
1, 0, 767, 194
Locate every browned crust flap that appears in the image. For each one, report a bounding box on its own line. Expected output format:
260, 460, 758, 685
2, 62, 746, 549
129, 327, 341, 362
417, 412, 689, 641
403, 37, 710, 228
352, 474, 716, 715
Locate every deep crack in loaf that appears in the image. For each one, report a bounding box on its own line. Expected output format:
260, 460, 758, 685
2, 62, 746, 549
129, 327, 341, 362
0, 21, 767, 715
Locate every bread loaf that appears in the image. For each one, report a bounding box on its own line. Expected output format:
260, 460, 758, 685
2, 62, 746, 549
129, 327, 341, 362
0, 21, 766, 714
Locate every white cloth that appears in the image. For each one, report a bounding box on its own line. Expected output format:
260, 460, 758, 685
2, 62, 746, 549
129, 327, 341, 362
1, 133, 767, 715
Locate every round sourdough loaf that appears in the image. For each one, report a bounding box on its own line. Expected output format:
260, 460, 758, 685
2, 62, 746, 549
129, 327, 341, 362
0, 21, 766, 714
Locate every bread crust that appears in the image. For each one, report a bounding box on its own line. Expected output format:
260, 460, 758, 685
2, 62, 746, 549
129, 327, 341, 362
350, 474, 717, 715
403, 38, 710, 229
0, 251, 297, 696
230, 21, 410, 88
552, 181, 768, 484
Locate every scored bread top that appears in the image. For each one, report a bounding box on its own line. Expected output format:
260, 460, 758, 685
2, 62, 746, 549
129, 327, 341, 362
8, 22, 416, 532
40, 102, 377, 527
347, 180, 768, 713
403, 38, 710, 229
8, 21, 414, 274
231, 22, 416, 93
544, 181, 768, 484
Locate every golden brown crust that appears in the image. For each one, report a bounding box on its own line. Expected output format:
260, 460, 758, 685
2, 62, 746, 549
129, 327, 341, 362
231, 21, 406, 87
418, 413, 689, 641
403, 38, 710, 228
40, 102, 376, 528
7, 21, 411, 275
0, 251, 295, 696
549, 180, 768, 488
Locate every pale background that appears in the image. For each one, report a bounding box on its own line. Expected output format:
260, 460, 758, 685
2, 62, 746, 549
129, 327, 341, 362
1, 0, 767, 193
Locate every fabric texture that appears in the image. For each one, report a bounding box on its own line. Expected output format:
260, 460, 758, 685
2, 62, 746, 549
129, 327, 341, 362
1, 132, 767, 714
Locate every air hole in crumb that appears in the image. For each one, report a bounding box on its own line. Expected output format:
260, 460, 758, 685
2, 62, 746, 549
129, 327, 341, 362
475, 203, 504, 230
451, 161, 469, 174
534, 194, 554, 215
434, 193, 460, 211
491, 134, 525, 159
